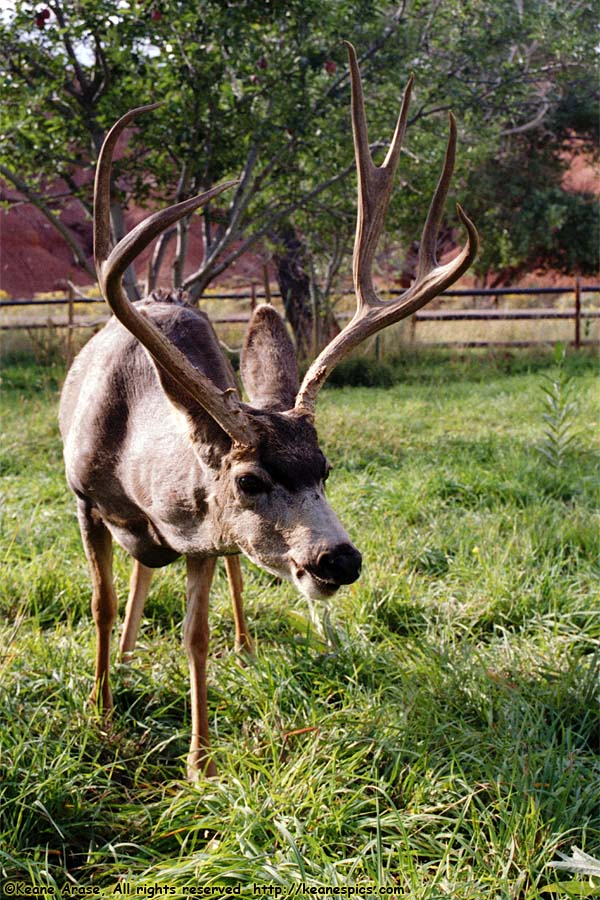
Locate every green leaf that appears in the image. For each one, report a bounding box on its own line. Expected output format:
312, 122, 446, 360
542, 879, 600, 897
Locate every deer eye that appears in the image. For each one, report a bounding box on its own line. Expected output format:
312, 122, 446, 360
237, 474, 270, 496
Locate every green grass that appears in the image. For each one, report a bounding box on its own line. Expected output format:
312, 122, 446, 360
0, 347, 598, 899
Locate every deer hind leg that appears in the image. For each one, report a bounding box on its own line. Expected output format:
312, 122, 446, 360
119, 560, 153, 659
224, 555, 254, 655
185, 555, 217, 780
77, 499, 118, 712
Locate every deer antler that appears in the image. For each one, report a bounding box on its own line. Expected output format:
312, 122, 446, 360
94, 105, 257, 447
294, 42, 479, 416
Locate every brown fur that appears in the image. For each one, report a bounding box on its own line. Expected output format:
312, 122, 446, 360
60, 302, 360, 778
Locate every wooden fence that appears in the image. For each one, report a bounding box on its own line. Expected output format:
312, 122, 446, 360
1, 281, 599, 354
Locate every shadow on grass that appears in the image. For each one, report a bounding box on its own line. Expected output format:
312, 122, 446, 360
325, 346, 598, 389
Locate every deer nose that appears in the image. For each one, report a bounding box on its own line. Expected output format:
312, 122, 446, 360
309, 543, 362, 585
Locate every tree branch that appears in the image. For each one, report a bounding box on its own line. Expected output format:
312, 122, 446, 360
185, 157, 357, 299
50, 0, 90, 98
501, 98, 551, 135
0, 164, 96, 279
181, 103, 269, 292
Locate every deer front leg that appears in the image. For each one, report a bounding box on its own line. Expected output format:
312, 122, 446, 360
224, 555, 254, 655
77, 500, 118, 712
185, 555, 217, 780
119, 560, 153, 659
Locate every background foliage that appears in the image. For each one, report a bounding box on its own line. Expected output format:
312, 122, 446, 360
1, 0, 598, 304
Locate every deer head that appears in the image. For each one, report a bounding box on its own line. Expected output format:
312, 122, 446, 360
92, 43, 477, 600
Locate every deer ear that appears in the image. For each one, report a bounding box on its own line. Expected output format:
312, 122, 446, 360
150, 362, 234, 463
241, 305, 299, 411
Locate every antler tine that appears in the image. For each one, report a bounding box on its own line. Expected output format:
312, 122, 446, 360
95, 104, 238, 277
345, 41, 413, 312
294, 45, 478, 418
416, 113, 456, 281
94, 103, 161, 270
94, 106, 256, 447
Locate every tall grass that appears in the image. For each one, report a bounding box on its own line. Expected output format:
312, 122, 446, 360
0, 347, 598, 898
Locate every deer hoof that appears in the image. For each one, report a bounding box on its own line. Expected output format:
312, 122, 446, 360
87, 684, 113, 716
234, 635, 255, 660
187, 751, 217, 782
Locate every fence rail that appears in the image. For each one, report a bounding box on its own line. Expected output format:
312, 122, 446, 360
1, 282, 598, 351
2, 283, 599, 308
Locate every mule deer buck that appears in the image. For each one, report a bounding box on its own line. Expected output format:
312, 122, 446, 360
59, 42, 477, 779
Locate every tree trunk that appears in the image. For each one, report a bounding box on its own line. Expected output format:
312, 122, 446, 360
273, 223, 343, 358
110, 201, 141, 300
146, 227, 176, 293
173, 216, 190, 289
272, 224, 315, 359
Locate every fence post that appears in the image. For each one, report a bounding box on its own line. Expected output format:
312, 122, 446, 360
374, 335, 381, 362
262, 265, 272, 305
65, 283, 75, 367
250, 282, 257, 312
574, 276, 581, 350
410, 313, 417, 344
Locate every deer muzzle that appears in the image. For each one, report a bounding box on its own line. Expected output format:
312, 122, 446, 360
305, 543, 362, 588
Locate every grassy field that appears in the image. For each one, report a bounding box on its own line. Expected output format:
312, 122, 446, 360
0, 346, 598, 899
